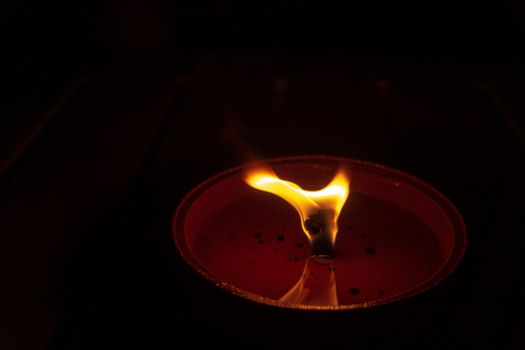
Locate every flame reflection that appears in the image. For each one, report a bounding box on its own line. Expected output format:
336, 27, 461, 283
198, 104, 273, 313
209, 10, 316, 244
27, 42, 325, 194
279, 257, 338, 306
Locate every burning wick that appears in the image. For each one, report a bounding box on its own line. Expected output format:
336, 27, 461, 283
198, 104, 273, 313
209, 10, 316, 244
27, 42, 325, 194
245, 167, 350, 258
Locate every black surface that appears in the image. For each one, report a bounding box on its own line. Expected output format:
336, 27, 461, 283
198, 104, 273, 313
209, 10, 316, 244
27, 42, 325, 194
1, 2, 525, 349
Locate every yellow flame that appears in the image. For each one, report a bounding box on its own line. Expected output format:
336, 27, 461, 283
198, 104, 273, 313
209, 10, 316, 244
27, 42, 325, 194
245, 166, 350, 246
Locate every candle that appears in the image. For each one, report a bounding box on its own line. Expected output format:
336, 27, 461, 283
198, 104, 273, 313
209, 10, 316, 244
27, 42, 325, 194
173, 156, 466, 310
245, 164, 349, 259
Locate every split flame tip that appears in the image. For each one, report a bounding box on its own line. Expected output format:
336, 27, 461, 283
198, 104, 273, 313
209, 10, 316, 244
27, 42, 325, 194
245, 166, 350, 257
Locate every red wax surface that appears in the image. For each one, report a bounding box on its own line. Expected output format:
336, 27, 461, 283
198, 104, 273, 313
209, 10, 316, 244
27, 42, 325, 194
174, 156, 466, 310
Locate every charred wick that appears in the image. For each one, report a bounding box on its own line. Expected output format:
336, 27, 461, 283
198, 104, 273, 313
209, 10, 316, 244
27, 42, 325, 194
304, 211, 335, 258
310, 235, 334, 259
304, 212, 326, 236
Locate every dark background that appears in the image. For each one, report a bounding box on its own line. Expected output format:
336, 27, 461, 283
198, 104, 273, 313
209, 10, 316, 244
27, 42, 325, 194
1, 1, 524, 349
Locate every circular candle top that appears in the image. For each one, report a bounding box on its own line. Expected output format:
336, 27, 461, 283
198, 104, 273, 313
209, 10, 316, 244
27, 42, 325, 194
173, 156, 466, 310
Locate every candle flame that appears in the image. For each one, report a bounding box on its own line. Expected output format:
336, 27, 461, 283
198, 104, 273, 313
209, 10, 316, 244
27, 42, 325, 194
245, 165, 350, 256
